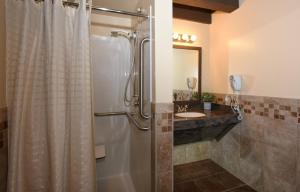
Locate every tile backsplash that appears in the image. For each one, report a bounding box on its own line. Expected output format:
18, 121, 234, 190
211, 93, 300, 192
214, 93, 299, 121
174, 141, 210, 166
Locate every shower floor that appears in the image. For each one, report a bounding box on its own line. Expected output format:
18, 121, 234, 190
174, 159, 256, 192
97, 174, 135, 192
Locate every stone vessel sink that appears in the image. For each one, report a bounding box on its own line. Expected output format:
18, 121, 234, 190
175, 112, 206, 118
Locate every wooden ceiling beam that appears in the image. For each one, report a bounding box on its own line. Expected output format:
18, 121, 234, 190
173, 4, 213, 24
173, 0, 239, 13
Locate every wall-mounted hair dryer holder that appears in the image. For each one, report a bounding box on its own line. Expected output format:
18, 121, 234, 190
226, 74, 243, 121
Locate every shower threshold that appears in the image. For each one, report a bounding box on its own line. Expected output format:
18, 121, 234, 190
97, 174, 135, 192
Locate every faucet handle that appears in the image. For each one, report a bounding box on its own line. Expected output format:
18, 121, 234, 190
184, 104, 189, 110
177, 105, 182, 112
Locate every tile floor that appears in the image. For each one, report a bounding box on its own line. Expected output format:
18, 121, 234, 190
174, 159, 256, 192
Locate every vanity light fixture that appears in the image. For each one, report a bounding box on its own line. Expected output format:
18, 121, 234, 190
182, 34, 189, 41
190, 35, 197, 42
173, 32, 197, 43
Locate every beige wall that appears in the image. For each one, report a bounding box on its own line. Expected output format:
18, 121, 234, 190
0, 2, 5, 107
209, 0, 300, 99
173, 19, 210, 92
153, 0, 173, 103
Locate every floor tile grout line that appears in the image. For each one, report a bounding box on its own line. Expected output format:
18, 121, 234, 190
222, 184, 247, 192
174, 159, 257, 192
174, 171, 226, 184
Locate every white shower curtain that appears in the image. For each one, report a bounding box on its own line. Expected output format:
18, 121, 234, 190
6, 0, 96, 191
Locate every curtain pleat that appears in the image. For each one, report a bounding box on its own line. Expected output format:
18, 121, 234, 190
6, 0, 96, 191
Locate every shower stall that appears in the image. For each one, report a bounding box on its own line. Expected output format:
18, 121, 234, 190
90, 2, 153, 192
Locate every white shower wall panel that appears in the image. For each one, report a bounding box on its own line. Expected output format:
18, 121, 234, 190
92, 35, 132, 180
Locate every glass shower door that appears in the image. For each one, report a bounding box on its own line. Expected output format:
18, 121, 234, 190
129, 8, 152, 192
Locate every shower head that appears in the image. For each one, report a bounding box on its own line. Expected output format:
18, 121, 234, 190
111, 30, 136, 39
111, 30, 128, 37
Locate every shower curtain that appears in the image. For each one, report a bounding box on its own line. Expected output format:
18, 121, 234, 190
6, 0, 96, 191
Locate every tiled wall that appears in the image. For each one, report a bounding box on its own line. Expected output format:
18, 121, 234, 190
152, 103, 173, 192
0, 107, 7, 192
210, 94, 300, 192
172, 93, 300, 192
174, 141, 210, 165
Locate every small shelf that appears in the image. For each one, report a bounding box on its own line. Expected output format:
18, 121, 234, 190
95, 145, 105, 159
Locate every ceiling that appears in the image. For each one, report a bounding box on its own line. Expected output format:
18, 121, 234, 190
173, 0, 240, 24
92, 0, 139, 12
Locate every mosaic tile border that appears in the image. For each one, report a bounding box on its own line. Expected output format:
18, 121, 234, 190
155, 113, 173, 133
152, 103, 174, 192
212, 93, 300, 123
242, 100, 298, 121
152, 103, 174, 133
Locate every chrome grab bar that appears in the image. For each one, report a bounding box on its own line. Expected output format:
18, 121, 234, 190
139, 37, 151, 120
94, 112, 149, 131
126, 113, 149, 131
94, 112, 125, 117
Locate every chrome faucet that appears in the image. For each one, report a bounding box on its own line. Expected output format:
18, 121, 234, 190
177, 105, 188, 113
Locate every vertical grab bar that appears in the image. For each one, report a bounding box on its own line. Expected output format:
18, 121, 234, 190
139, 37, 151, 119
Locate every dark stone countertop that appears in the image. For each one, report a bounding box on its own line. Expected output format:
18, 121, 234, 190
173, 102, 240, 145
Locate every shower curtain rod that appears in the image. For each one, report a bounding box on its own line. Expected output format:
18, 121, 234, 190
61, 1, 149, 18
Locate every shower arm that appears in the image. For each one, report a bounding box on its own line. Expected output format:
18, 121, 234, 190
94, 112, 149, 131
139, 37, 151, 120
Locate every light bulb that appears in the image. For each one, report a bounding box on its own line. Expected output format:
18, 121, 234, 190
190, 35, 197, 42
178, 34, 182, 41
173, 33, 179, 40
182, 34, 189, 41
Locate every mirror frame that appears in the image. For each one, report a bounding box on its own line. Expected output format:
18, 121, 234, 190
173, 45, 202, 95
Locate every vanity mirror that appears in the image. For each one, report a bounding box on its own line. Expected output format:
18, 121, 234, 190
173, 45, 202, 101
